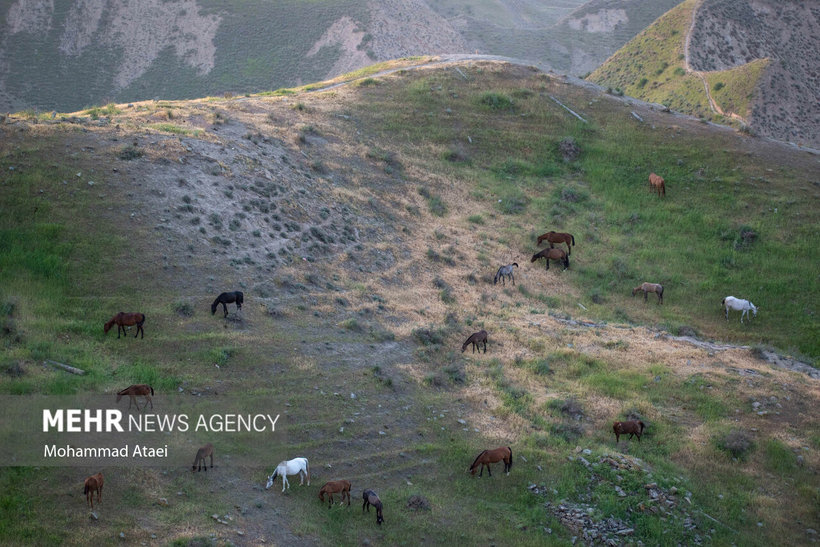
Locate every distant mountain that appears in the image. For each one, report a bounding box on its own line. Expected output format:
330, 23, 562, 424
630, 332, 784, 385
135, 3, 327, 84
586, 0, 819, 148
0, 0, 680, 113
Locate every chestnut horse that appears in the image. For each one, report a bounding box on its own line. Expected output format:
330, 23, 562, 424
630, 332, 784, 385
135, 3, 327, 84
649, 173, 666, 197
84, 472, 104, 509
104, 312, 145, 339
613, 420, 645, 443
319, 480, 351, 508
116, 384, 154, 411
632, 282, 664, 305
537, 231, 575, 255
211, 291, 243, 317
192, 443, 214, 472
362, 489, 384, 525
531, 248, 569, 271
469, 446, 512, 477
462, 330, 488, 353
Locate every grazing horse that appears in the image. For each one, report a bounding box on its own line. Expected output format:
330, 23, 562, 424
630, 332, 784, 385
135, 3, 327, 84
469, 446, 513, 477
613, 420, 645, 443
632, 282, 664, 305
116, 384, 154, 411
531, 248, 569, 271
192, 443, 214, 472
494, 263, 519, 286
537, 231, 575, 255
649, 173, 666, 197
83, 472, 104, 509
722, 296, 758, 323
362, 489, 384, 525
211, 291, 243, 317
462, 330, 488, 354
318, 480, 351, 508
104, 312, 145, 339
266, 457, 310, 492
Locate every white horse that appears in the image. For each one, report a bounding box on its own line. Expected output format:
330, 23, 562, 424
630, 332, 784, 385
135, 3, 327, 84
266, 457, 309, 492
722, 296, 758, 323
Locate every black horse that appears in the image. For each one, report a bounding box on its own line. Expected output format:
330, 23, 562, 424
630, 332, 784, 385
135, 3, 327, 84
211, 291, 244, 317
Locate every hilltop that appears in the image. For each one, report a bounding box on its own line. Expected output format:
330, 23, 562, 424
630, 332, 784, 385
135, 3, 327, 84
586, 0, 820, 148
0, 59, 818, 545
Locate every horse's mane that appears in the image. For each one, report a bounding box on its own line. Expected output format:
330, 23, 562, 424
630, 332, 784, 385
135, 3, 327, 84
117, 387, 130, 396
469, 450, 488, 470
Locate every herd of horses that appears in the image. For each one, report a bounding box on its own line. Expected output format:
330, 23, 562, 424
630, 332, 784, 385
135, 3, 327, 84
85, 171, 761, 527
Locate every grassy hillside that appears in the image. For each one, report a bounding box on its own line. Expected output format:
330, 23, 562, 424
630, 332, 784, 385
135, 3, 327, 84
0, 60, 818, 546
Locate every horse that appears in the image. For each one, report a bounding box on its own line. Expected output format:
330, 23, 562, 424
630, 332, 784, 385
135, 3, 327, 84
116, 384, 154, 411
494, 263, 519, 286
469, 446, 512, 477
266, 457, 309, 492
722, 296, 758, 323
362, 489, 384, 525
613, 420, 645, 443
83, 472, 104, 509
649, 173, 666, 197
632, 282, 664, 305
104, 312, 145, 339
318, 480, 351, 508
531, 248, 569, 271
536, 231, 575, 255
462, 330, 488, 354
192, 443, 213, 472
211, 291, 243, 317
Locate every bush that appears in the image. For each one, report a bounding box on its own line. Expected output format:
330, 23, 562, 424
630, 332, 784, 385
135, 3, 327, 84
479, 92, 514, 110
718, 429, 754, 460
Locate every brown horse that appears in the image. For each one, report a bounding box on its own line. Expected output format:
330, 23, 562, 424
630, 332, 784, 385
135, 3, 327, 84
104, 312, 145, 339
468, 446, 513, 477
531, 248, 569, 271
649, 173, 666, 197
461, 330, 488, 353
84, 472, 104, 509
362, 489, 384, 525
537, 231, 575, 255
632, 282, 664, 305
613, 420, 645, 443
318, 480, 351, 508
116, 384, 154, 411
192, 443, 214, 472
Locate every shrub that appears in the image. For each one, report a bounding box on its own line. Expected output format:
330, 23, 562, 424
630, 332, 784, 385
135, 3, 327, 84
479, 92, 514, 110
718, 429, 754, 460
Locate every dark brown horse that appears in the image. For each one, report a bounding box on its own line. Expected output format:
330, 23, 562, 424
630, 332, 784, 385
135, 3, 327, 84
469, 446, 513, 477
319, 480, 351, 508
104, 312, 145, 339
537, 231, 575, 255
211, 291, 243, 317
192, 443, 214, 472
362, 489, 384, 525
84, 472, 104, 509
649, 173, 666, 197
462, 330, 488, 353
116, 384, 154, 411
632, 282, 664, 305
613, 420, 645, 443
531, 248, 569, 271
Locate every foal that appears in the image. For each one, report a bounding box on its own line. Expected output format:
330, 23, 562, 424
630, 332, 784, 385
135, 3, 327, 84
116, 384, 154, 411
613, 420, 645, 443
84, 472, 104, 509
211, 291, 244, 317
318, 480, 351, 508
362, 489, 384, 525
462, 330, 488, 353
632, 282, 664, 304
531, 248, 569, 271
192, 443, 214, 472
468, 446, 513, 477
494, 263, 519, 286
104, 312, 145, 339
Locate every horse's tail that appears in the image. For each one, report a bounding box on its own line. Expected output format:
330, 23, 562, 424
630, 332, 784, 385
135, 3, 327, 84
305, 458, 310, 483
137, 313, 145, 326
507, 446, 513, 468
469, 450, 487, 471
658, 285, 664, 297
150, 386, 154, 396
571, 234, 575, 246
83, 482, 89, 496
512, 262, 518, 268
237, 291, 244, 304
638, 421, 645, 433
